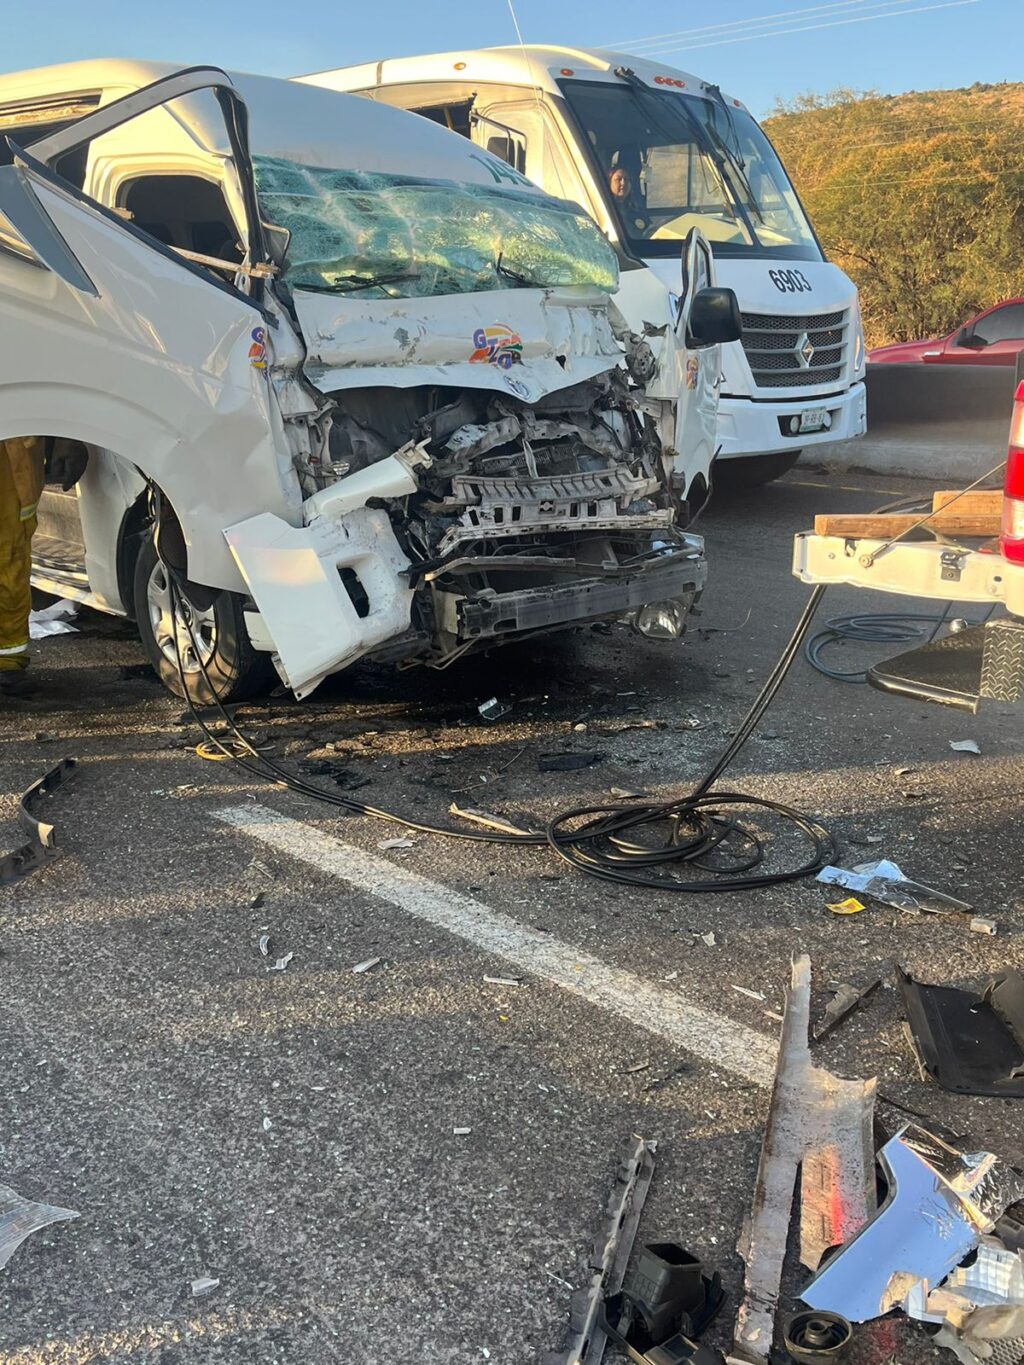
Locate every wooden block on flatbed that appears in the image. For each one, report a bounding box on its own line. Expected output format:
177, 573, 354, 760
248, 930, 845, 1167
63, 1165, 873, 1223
813, 510, 1001, 538
931, 490, 1004, 514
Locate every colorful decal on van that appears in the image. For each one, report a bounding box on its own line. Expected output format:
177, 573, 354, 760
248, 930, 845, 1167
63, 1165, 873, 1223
249, 327, 268, 370
469, 325, 523, 370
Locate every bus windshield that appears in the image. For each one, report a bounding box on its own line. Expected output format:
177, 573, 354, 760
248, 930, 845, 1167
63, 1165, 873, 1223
558, 79, 822, 262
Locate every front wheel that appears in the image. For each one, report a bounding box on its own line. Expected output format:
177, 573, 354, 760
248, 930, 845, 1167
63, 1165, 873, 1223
713, 450, 801, 489
133, 536, 273, 703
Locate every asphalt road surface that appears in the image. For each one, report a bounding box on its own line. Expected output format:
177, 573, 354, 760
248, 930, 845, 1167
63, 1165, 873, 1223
2, 468, 1021, 1365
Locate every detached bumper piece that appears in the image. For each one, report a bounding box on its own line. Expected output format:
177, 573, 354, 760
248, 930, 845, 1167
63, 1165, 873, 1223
898, 967, 1024, 1097
867, 618, 1024, 713
0, 757, 77, 886
456, 545, 706, 643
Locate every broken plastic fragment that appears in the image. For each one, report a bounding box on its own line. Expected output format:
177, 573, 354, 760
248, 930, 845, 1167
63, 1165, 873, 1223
258, 934, 271, 957
970, 917, 997, 936
826, 897, 866, 916
700, 932, 717, 947
267, 951, 293, 972
732, 985, 766, 1002
818, 860, 971, 915
453, 1127, 472, 1136
0, 1182, 79, 1272
191, 1276, 220, 1298
478, 698, 511, 722
483, 975, 521, 987
950, 740, 982, 755
353, 956, 382, 974
378, 837, 414, 850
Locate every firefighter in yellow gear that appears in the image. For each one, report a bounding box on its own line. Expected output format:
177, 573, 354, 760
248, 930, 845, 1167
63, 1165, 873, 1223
0, 437, 88, 697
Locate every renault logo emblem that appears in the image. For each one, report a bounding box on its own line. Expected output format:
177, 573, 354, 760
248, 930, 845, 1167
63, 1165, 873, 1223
797, 332, 816, 367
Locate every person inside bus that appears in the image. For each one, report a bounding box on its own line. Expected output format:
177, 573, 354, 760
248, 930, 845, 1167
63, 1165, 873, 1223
607, 164, 649, 234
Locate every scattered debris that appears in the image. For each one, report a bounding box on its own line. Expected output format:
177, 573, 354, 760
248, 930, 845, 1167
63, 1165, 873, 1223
732, 985, 767, 1002
801, 1125, 1024, 1321
267, 951, 293, 972
950, 740, 982, 755
478, 698, 511, 722
846, 831, 884, 847
644, 1064, 688, 1092
191, 1276, 220, 1298
729, 957, 876, 1364
0, 1182, 79, 1273
783, 1309, 853, 1363
262, 1117, 273, 1131
453, 1127, 472, 1136
538, 751, 605, 772
812, 977, 883, 1043
0, 757, 78, 888
600, 1240, 726, 1362
450, 805, 536, 836
699, 932, 717, 948
818, 858, 972, 915
250, 859, 276, 881
258, 934, 272, 958
28, 598, 78, 639
825, 897, 866, 916
609, 787, 647, 800
250, 891, 266, 910
544, 1136, 657, 1365
483, 975, 522, 987
622, 1062, 650, 1075
353, 957, 382, 974
898, 968, 1024, 1097
970, 917, 997, 936
378, 837, 415, 850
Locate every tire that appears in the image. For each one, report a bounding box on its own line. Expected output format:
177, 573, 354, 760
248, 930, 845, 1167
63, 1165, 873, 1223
132, 535, 273, 703
713, 450, 802, 489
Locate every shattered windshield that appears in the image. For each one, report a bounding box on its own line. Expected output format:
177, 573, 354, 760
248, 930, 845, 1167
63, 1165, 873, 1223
558, 80, 822, 262
253, 156, 619, 297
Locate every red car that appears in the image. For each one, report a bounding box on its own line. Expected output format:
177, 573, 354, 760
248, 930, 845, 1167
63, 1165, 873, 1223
870, 298, 1024, 366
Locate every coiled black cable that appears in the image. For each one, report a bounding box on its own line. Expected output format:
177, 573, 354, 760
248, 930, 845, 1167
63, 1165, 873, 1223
168, 570, 835, 893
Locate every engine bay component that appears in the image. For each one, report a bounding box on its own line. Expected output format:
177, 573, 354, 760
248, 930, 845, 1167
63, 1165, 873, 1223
599, 1241, 726, 1365
800, 1125, 1024, 1322
0, 757, 78, 886
898, 967, 1024, 1097
782, 1311, 852, 1364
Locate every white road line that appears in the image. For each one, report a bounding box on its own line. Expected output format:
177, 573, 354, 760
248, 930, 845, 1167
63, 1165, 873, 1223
216, 805, 777, 1087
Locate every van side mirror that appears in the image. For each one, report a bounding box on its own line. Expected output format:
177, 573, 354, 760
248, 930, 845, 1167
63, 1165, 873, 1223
688, 287, 742, 348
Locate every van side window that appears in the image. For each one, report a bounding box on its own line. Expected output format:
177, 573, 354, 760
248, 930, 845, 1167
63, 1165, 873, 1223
120, 175, 242, 266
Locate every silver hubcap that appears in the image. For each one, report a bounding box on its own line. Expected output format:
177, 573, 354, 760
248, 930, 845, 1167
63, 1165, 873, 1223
147, 562, 217, 675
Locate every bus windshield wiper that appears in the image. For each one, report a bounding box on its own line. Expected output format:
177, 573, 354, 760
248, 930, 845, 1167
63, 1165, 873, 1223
704, 85, 765, 226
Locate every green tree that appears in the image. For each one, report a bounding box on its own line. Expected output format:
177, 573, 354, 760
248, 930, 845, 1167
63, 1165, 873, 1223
764, 86, 1024, 347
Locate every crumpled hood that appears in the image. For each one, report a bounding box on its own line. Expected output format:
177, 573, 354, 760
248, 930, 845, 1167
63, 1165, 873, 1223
291, 285, 624, 403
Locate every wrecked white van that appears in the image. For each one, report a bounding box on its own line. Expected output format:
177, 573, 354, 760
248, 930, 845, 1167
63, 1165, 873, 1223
0, 62, 739, 700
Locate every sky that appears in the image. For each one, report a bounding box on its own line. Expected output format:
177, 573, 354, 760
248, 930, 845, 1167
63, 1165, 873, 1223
1, 0, 1019, 117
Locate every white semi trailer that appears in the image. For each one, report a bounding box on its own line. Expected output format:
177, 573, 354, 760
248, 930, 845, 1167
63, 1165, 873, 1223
302, 45, 867, 485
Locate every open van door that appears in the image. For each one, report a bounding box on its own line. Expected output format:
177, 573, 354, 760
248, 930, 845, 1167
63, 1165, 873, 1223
0, 69, 296, 600
673, 228, 721, 500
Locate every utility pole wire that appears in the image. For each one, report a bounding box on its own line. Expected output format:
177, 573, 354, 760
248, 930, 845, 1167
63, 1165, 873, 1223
609, 0, 980, 58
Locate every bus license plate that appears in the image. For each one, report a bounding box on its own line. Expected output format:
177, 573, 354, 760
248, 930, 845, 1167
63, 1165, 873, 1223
799, 407, 828, 433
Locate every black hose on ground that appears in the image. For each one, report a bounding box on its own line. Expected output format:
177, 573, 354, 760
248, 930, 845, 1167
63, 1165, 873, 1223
168, 572, 835, 893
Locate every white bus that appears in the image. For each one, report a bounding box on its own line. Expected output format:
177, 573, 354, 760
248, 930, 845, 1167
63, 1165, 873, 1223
301, 45, 867, 484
